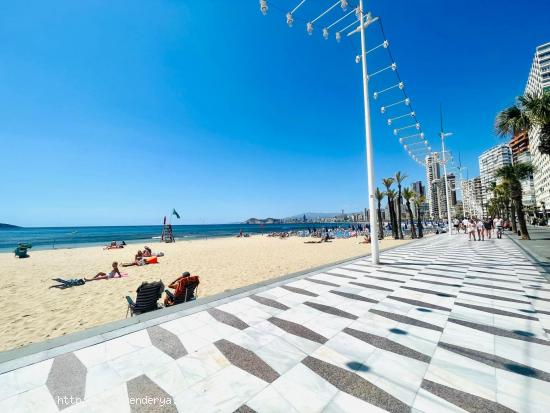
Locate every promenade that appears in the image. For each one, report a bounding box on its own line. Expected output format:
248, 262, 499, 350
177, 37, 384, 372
1, 234, 549, 412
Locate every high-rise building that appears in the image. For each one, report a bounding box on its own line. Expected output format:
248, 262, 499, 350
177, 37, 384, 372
525, 41, 550, 212
461, 177, 484, 218
411, 181, 425, 197
434, 174, 457, 220
479, 144, 513, 211
425, 153, 441, 218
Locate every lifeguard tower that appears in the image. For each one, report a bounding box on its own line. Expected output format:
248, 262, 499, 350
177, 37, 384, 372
160, 209, 180, 243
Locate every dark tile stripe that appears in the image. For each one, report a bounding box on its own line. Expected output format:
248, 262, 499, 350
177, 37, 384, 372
400, 286, 456, 298
448, 318, 550, 346
250, 294, 290, 310
268, 317, 327, 344
344, 328, 431, 363
537, 309, 550, 316
305, 278, 340, 287
426, 267, 466, 274
326, 271, 358, 280
525, 295, 550, 303
439, 342, 550, 382
377, 269, 415, 277
465, 275, 521, 284
329, 290, 378, 304
303, 301, 358, 320
147, 326, 187, 359
302, 356, 410, 413
365, 275, 406, 284
208, 308, 250, 330
462, 282, 524, 293
387, 296, 451, 312
214, 339, 280, 383
280, 285, 319, 297
455, 302, 539, 321
46, 353, 87, 410
127, 375, 176, 413
461, 291, 530, 305
369, 309, 444, 332
341, 267, 372, 274
412, 278, 462, 288
350, 281, 393, 292
421, 379, 516, 413
419, 272, 463, 280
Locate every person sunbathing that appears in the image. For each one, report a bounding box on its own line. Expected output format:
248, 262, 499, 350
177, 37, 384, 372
164, 272, 200, 306
359, 235, 371, 244
85, 261, 122, 281
104, 240, 125, 250
122, 250, 144, 267
143, 246, 152, 257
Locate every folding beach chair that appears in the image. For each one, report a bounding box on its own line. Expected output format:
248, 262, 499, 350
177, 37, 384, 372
126, 280, 164, 317
165, 280, 199, 306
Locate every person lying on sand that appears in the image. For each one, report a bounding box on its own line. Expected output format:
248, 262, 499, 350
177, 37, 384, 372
304, 234, 332, 244
122, 250, 144, 267
104, 240, 125, 250
85, 261, 122, 281
164, 272, 200, 306
143, 246, 152, 257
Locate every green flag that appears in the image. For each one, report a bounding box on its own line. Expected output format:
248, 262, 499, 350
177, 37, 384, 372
172, 209, 181, 219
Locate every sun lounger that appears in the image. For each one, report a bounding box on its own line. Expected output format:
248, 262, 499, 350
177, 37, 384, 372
126, 280, 164, 317
165, 280, 199, 305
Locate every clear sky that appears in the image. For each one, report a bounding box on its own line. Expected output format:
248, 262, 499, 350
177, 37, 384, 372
1, 1, 549, 227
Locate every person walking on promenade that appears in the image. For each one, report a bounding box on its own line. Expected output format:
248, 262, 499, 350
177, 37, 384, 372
467, 219, 477, 241
476, 219, 485, 241
483, 217, 493, 239
453, 218, 460, 234
494, 216, 504, 239
461, 217, 469, 234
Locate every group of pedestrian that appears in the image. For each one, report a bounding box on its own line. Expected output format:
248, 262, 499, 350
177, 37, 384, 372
453, 217, 504, 241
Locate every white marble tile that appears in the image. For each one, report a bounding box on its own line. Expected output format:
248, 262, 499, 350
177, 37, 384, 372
65, 383, 130, 413
424, 347, 497, 402
364, 348, 428, 406
324, 332, 377, 365
439, 321, 495, 355
272, 363, 338, 413
255, 336, 306, 375
0, 385, 59, 413
187, 365, 267, 413
494, 335, 550, 373
13, 358, 53, 393
175, 344, 231, 388
84, 362, 125, 399
0, 370, 20, 401
235, 306, 273, 326
246, 384, 299, 413
323, 391, 389, 413
147, 361, 190, 397
412, 388, 469, 413
74, 342, 111, 368
496, 367, 550, 413
173, 328, 211, 353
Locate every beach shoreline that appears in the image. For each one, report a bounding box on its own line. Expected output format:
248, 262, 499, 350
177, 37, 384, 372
0, 234, 412, 352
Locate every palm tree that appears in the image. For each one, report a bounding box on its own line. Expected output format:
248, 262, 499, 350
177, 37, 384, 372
496, 163, 535, 240
382, 178, 398, 239
402, 188, 417, 239
495, 91, 550, 155
395, 171, 408, 240
413, 194, 426, 238
374, 187, 385, 240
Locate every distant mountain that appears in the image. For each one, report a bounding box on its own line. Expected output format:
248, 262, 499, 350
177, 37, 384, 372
244, 218, 281, 225
0, 223, 20, 229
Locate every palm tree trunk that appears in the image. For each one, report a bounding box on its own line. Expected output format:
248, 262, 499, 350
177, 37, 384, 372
510, 202, 517, 233
406, 201, 416, 238
397, 188, 404, 239
514, 197, 530, 240
389, 201, 398, 239
416, 207, 424, 238
377, 200, 384, 240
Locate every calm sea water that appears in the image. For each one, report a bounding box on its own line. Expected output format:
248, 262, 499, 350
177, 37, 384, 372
0, 223, 346, 251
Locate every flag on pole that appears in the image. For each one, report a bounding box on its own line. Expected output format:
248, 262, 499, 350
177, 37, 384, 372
172, 209, 181, 219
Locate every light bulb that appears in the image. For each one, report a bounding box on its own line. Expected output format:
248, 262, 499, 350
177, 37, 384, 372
260, 0, 268, 16
424, 140, 428, 144
286, 12, 293, 27
335, 32, 341, 42
387, 119, 392, 126
373, 91, 378, 100
340, 0, 349, 11
383, 40, 389, 48
391, 63, 397, 71
307, 22, 313, 35
420, 132, 424, 138
405, 98, 410, 105
355, 55, 361, 64
415, 123, 420, 129
323, 28, 329, 40
381, 106, 385, 114
404, 144, 408, 149
393, 129, 398, 136
399, 138, 403, 143
410, 111, 415, 117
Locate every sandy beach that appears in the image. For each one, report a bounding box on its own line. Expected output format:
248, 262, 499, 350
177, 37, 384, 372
0, 235, 410, 352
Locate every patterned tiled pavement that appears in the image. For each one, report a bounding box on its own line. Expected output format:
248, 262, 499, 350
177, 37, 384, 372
1, 235, 550, 412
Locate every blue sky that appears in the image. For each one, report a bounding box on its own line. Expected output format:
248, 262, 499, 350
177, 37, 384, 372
1, 1, 549, 226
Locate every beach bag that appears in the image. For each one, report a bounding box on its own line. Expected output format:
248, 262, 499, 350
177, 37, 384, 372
146, 256, 158, 264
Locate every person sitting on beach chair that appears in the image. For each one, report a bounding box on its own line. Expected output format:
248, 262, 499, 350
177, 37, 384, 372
85, 261, 122, 281
164, 272, 200, 306
126, 280, 164, 317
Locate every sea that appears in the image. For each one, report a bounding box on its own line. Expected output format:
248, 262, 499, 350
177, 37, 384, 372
0, 223, 347, 252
